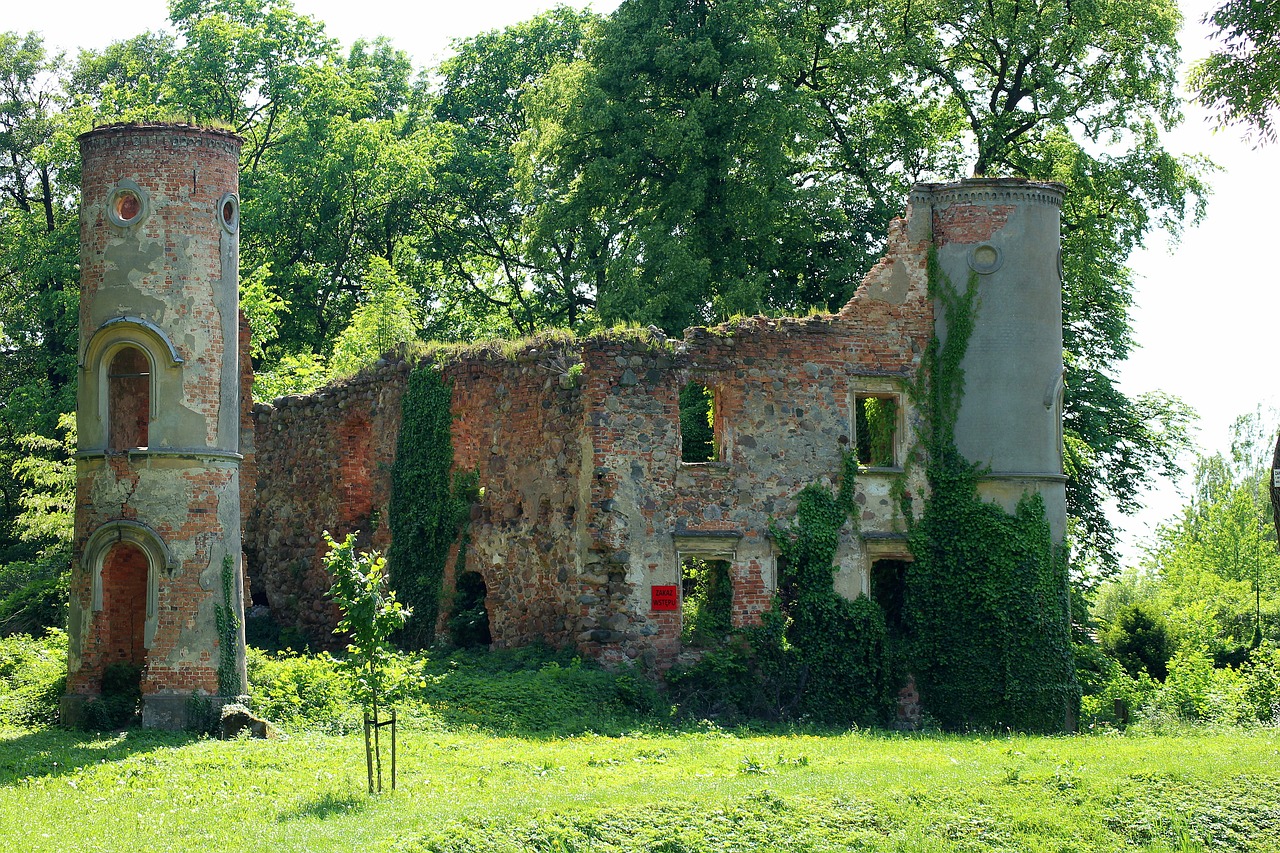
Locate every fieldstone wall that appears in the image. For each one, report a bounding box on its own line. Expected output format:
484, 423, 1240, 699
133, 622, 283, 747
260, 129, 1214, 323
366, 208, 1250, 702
245, 359, 409, 645
245, 211, 933, 663
447, 343, 588, 651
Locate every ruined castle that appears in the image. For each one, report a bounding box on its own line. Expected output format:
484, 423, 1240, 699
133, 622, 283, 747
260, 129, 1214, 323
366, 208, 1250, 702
64, 124, 1066, 728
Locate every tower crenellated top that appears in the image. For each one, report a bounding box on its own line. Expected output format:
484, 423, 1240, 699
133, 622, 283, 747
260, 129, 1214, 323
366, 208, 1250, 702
78, 122, 243, 154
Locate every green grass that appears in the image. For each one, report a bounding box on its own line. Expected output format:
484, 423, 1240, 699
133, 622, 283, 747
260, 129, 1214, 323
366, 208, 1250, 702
1, 725, 1277, 852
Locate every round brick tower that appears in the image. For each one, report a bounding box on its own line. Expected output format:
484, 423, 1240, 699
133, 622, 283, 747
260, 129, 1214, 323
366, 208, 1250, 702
64, 124, 247, 729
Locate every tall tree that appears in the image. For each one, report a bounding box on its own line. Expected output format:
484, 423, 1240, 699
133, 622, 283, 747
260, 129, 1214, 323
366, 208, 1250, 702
1191, 0, 1280, 143
422, 6, 599, 337
883, 0, 1207, 564
0, 32, 80, 563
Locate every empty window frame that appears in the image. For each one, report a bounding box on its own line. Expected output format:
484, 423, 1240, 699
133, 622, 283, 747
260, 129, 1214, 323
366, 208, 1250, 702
679, 381, 718, 463
854, 394, 898, 468
680, 556, 732, 646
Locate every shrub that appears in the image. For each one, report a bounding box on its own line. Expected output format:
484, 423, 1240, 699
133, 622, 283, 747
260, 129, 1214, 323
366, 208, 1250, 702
415, 645, 660, 735
81, 662, 141, 730
0, 575, 67, 638
0, 629, 66, 728
1102, 602, 1175, 682
246, 648, 359, 733
1240, 644, 1280, 724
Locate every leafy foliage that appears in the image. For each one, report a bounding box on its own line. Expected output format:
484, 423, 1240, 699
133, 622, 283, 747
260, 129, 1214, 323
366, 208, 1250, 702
0, 628, 65, 727
678, 382, 715, 463
679, 558, 732, 647
214, 554, 244, 696
327, 257, 422, 378
1101, 602, 1175, 682
1192, 0, 1280, 143
323, 531, 411, 716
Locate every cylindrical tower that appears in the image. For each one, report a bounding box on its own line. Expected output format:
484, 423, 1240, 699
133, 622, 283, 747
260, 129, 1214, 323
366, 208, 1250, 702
64, 124, 247, 729
914, 178, 1067, 540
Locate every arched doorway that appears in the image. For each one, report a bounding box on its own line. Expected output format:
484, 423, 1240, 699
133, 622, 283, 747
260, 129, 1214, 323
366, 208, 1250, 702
100, 541, 150, 668
448, 571, 491, 648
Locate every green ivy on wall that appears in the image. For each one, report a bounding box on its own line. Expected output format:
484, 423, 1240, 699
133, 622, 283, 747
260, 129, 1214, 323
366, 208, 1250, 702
214, 554, 242, 696
670, 456, 893, 726
388, 364, 477, 648
903, 249, 1079, 732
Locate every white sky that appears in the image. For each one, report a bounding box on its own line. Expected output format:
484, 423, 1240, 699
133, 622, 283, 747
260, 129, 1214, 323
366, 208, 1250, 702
9, 0, 1275, 564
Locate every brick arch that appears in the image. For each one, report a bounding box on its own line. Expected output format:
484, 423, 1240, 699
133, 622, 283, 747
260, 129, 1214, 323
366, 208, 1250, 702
84, 520, 172, 651
81, 318, 185, 453
99, 542, 149, 667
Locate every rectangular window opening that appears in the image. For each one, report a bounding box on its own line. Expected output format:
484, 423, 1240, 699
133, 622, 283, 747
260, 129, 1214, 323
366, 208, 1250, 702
680, 556, 732, 646
870, 558, 910, 643
679, 381, 718, 463
855, 394, 897, 468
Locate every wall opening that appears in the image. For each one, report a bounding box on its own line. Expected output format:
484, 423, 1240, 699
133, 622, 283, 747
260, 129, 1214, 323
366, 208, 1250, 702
680, 557, 732, 646
100, 542, 150, 668
107, 346, 151, 451
679, 382, 717, 463
854, 394, 897, 467
870, 558, 910, 642
448, 571, 491, 648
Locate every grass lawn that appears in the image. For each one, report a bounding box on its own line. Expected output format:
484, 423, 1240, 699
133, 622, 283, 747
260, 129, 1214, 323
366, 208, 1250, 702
1, 725, 1276, 852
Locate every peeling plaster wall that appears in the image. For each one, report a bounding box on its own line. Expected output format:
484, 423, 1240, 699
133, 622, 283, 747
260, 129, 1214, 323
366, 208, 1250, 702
68, 125, 246, 729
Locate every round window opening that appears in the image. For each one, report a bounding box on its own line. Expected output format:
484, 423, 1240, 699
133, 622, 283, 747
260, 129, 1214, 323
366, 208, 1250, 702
106, 184, 148, 228
967, 243, 1003, 275
116, 192, 141, 222
218, 193, 240, 234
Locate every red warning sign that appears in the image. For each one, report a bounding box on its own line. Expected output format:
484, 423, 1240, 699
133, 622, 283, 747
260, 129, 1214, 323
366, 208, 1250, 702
651, 585, 679, 611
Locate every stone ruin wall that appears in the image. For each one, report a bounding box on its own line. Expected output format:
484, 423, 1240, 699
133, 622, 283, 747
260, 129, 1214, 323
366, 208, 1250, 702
448, 345, 590, 652
246, 360, 409, 643
244, 204, 936, 665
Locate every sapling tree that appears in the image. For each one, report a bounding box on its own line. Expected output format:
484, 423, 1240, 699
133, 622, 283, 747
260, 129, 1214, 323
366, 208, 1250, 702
323, 531, 410, 793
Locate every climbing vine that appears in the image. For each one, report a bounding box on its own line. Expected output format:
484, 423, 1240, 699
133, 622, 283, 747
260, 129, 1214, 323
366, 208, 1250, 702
214, 554, 242, 696
388, 364, 477, 648
903, 249, 1078, 732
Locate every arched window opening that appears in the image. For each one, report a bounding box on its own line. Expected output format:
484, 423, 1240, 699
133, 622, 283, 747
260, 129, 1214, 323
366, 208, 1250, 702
100, 542, 150, 668
108, 347, 150, 451
448, 571, 491, 648
679, 382, 717, 463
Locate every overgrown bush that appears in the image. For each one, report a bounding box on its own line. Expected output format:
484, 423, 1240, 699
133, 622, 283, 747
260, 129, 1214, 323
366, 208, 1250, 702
246, 648, 359, 733
417, 645, 660, 735
246, 643, 659, 735
0, 574, 67, 637
1102, 602, 1175, 682
1081, 642, 1280, 728
81, 662, 142, 730
0, 629, 65, 728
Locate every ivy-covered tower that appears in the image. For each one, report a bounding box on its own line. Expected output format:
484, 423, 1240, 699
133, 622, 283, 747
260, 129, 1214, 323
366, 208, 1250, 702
63, 124, 248, 729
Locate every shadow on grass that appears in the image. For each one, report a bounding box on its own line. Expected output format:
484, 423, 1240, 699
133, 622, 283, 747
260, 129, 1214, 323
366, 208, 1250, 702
276, 790, 368, 822
0, 727, 196, 785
